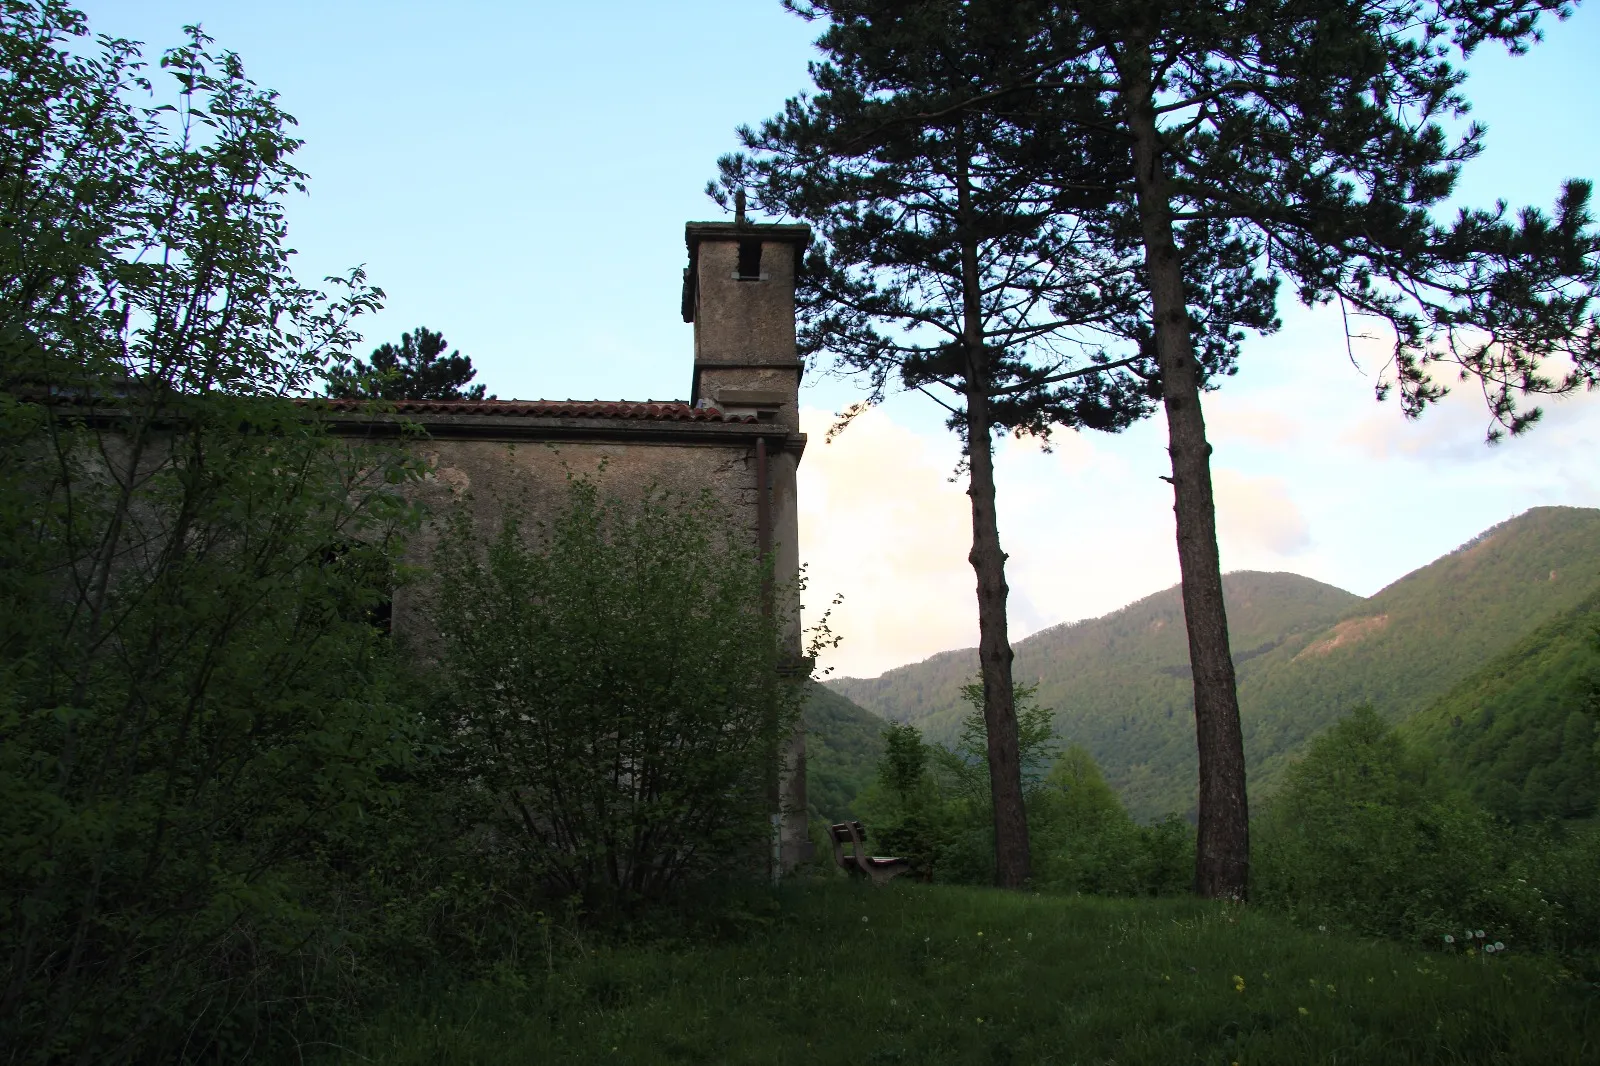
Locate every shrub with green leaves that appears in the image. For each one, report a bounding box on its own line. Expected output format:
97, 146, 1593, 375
0, 4, 426, 1059
430, 475, 804, 906
1253, 705, 1600, 971
853, 684, 1193, 893
1253, 706, 1497, 940
857, 723, 947, 879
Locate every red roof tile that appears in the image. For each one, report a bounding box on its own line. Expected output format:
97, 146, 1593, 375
313, 398, 755, 423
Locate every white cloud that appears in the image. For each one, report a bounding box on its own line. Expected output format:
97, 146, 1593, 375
1206, 400, 1301, 447
1212, 469, 1312, 559
799, 406, 976, 679
796, 303, 1600, 679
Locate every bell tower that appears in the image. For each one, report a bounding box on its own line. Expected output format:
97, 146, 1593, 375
682, 210, 813, 874
681, 215, 811, 428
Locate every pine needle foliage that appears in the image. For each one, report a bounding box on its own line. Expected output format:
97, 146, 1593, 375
324, 326, 490, 401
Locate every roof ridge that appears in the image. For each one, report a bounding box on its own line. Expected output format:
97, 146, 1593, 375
304, 397, 756, 424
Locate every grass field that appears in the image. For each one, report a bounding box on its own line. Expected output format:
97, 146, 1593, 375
323, 881, 1597, 1065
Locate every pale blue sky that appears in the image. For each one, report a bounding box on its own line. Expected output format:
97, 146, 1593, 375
79, 0, 822, 404
76, 2, 1600, 676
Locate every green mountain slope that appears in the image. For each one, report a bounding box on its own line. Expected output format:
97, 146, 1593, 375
828, 506, 1600, 821
832, 571, 1361, 819
1400, 589, 1600, 821
802, 682, 886, 821
1241, 507, 1600, 792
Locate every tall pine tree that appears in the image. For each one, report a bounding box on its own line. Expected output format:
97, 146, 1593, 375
1023, 0, 1599, 899
720, 1, 1170, 886
773, 0, 1599, 900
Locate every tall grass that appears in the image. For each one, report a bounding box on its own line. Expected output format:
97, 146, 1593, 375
320, 881, 1596, 1065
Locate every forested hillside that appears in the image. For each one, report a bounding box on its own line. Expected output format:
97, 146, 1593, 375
1401, 589, 1600, 821
1240, 507, 1600, 794
802, 683, 886, 821
827, 507, 1600, 820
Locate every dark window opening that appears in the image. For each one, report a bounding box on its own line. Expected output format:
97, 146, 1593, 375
737, 239, 763, 280
368, 596, 392, 636
320, 540, 393, 636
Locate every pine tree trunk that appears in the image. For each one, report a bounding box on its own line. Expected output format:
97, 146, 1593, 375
964, 383, 1031, 889
956, 139, 1031, 889
1121, 39, 1250, 900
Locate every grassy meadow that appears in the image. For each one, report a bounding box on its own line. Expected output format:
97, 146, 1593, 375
321, 881, 1596, 1066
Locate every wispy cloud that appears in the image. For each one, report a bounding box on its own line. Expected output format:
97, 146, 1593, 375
798, 303, 1600, 680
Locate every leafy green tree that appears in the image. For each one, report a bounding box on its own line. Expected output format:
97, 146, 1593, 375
880, 722, 932, 798
1253, 707, 1502, 940
1026, 745, 1194, 896
325, 325, 490, 400
931, 680, 1063, 808
430, 475, 804, 903
1044, 745, 1130, 825
0, 4, 423, 1059
863, 723, 944, 878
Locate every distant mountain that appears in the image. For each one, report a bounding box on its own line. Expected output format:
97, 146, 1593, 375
1401, 588, 1600, 821
802, 682, 886, 822
831, 571, 1360, 819
1239, 507, 1600, 794
828, 506, 1600, 821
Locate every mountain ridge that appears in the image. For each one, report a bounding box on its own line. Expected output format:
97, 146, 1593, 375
827, 505, 1600, 820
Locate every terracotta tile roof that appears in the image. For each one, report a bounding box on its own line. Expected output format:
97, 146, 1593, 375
314, 398, 755, 423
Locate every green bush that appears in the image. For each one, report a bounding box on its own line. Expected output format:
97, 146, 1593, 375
853, 685, 1193, 894
429, 475, 804, 907
1253, 706, 1600, 972
0, 6, 432, 1058
1254, 707, 1498, 940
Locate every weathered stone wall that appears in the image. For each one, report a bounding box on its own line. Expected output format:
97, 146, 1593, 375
397, 437, 761, 635
335, 219, 817, 872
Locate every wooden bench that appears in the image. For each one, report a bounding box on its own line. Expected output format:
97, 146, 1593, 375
828, 820, 911, 884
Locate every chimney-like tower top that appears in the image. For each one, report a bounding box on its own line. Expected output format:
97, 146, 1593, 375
680, 220, 811, 424
680, 222, 811, 324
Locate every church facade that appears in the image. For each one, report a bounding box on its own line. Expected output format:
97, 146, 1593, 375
323, 220, 814, 871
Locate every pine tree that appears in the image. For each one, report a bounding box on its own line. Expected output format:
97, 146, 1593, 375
1017, 0, 1599, 900
769, 0, 1599, 900
715, 0, 1157, 886
325, 326, 489, 400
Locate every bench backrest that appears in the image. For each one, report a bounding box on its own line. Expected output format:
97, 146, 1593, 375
829, 820, 865, 844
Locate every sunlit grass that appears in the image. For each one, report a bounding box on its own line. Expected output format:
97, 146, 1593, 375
324, 881, 1596, 1065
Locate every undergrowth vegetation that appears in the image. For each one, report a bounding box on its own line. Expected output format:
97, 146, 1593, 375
848, 691, 1600, 980
847, 682, 1198, 895
0, 6, 797, 1060
429, 476, 800, 904
1254, 706, 1600, 970
5, 4, 1599, 1063
319, 881, 1600, 1066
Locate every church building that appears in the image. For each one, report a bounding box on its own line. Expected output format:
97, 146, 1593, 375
323, 219, 814, 871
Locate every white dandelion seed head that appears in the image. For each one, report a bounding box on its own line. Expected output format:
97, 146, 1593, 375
1443, 934, 1454, 943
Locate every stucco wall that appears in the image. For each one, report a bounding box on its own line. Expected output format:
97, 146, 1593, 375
377, 422, 810, 871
